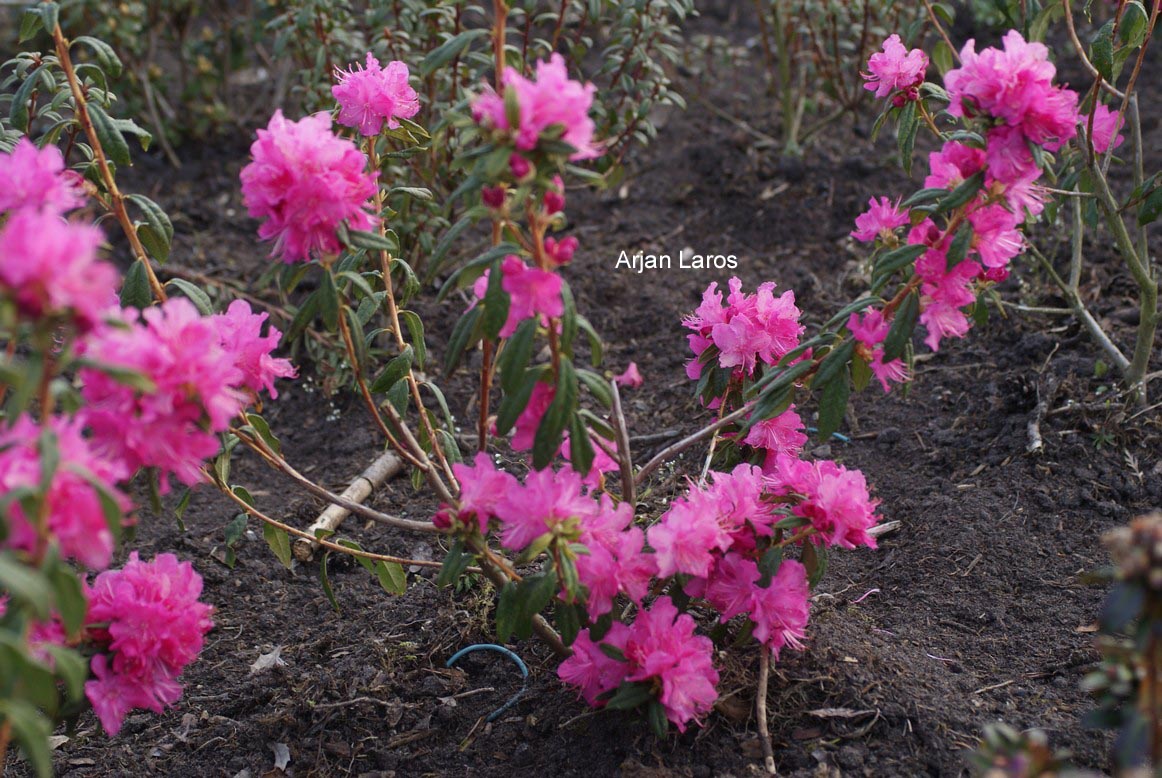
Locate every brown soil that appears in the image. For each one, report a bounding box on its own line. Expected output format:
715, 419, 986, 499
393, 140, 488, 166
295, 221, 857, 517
16, 5, 1162, 778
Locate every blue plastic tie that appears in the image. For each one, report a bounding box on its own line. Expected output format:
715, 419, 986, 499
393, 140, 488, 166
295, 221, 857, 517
446, 643, 529, 722
805, 427, 851, 444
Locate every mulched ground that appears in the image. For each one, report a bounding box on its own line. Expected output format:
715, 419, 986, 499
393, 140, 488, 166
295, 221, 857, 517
9, 3, 1162, 776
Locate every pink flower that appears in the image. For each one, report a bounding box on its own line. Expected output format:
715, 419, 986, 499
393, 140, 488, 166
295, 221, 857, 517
684, 278, 804, 378
623, 597, 719, 732
612, 527, 656, 605
560, 432, 619, 488
79, 298, 245, 491
749, 559, 810, 657
0, 415, 130, 569
510, 380, 555, 451
240, 110, 379, 263
576, 541, 621, 618
84, 552, 214, 736
848, 309, 889, 346
332, 54, 420, 136
945, 31, 1078, 150
614, 361, 643, 388
924, 141, 985, 190
851, 196, 909, 242
544, 235, 578, 266
766, 455, 880, 550
0, 209, 117, 332
648, 494, 725, 579
863, 34, 928, 102
509, 154, 531, 179
494, 467, 595, 551
481, 185, 506, 209
558, 623, 631, 706
984, 124, 1038, 185
744, 406, 808, 471
0, 138, 86, 214
472, 54, 600, 160
447, 452, 519, 533
704, 553, 761, 622
869, 353, 909, 392
211, 300, 297, 399
967, 202, 1024, 269
501, 256, 563, 336
1089, 103, 1125, 154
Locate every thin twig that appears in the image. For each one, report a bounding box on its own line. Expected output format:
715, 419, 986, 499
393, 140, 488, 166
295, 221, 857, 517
756, 648, 777, 774
610, 380, 636, 508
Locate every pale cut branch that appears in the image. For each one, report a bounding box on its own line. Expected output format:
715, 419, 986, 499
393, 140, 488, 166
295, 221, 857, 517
293, 450, 404, 561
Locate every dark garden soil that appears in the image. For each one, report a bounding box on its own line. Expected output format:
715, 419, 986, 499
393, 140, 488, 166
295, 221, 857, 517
19, 4, 1162, 777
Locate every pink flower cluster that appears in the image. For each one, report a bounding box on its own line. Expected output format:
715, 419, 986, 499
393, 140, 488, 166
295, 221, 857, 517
683, 277, 804, 380
862, 34, 928, 105
0, 415, 130, 569
0, 141, 117, 332
743, 405, 809, 471
240, 110, 378, 263
559, 597, 718, 731
84, 553, 214, 736
332, 54, 420, 136
851, 31, 1087, 355
472, 53, 600, 160
766, 454, 881, 550
0, 138, 85, 214
471, 255, 563, 338
945, 31, 1079, 155
80, 298, 294, 490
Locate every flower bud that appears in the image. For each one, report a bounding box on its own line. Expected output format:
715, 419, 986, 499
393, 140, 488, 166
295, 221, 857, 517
509, 154, 531, 179
543, 175, 566, 215
544, 235, 578, 266
482, 185, 506, 210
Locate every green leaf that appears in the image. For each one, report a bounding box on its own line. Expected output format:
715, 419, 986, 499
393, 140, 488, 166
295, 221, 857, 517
801, 541, 829, 588
73, 35, 123, 78
436, 540, 472, 588
559, 282, 578, 353
897, 100, 918, 176
532, 358, 577, 470
120, 259, 154, 309
934, 171, 985, 215
576, 369, 612, 408
851, 353, 873, 392
568, 412, 596, 476
47, 563, 86, 635
389, 186, 433, 201
88, 103, 131, 167
931, 40, 955, 75
346, 228, 399, 254
872, 244, 926, 289
9, 63, 46, 133
38, 1, 59, 34
165, 278, 213, 315
286, 288, 321, 342
757, 546, 783, 587
499, 318, 538, 394
0, 699, 53, 778
436, 243, 520, 302
648, 700, 669, 737
1100, 581, 1144, 632
319, 270, 340, 331
496, 365, 550, 436
815, 365, 850, 441
318, 552, 340, 613
376, 561, 407, 595
495, 581, 520, 643
43, 644, 87, 703
398, 310, 427, 367
1120, 1, 1149, 50
1090, 19, 1115, 83
420, 28, 490, 77
245, 413, 282, 456
481, 257, 511, 341
576, 315, 604, 366
0, 554, 52, 619
1138, 187, 1162, 226
882, 292, 919, 362
604, 681, 653, 711
811, 340, 854, 391
945, 223, 974, 270
555, 601, 583, 646
19, 9, 43, 43
370, 345, 414, 393
443, 306, 483, 376
263, 523, 293, 570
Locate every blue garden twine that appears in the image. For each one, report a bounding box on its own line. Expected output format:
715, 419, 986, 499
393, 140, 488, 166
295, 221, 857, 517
446, 643, 529, 722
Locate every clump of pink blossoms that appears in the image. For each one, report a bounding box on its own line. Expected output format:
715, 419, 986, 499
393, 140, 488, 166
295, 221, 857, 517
559, 597, 719, 731
862, 34, 928, 105
332, 54, 421, 136
683, 277, 804, 380
211, 300, 297, 399
84, 553, 214, 736
0, 415, 131, 570
472, 53, 600, 160
79, 298, 246, 490
0, 209, 118, 331
0, 137, 86, 214
240, 110, 378, 263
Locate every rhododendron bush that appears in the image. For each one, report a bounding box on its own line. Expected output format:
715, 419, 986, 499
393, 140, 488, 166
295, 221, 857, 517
3, 0, 1161, 773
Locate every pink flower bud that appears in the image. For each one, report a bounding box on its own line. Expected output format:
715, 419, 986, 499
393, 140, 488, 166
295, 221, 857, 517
544, 235, 578, 266
482, 185, 506, 209
543, 176, 566, 215
509, 154, 531, 179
